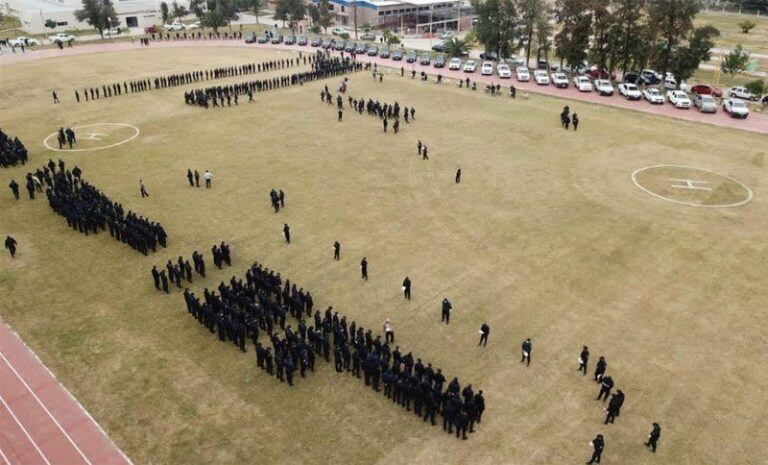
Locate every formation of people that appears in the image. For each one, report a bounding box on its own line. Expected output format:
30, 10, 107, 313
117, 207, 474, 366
269, 189, 285, 212
324, 89, 416, 132
151, 243, 230, 293
184, 55, 362, 108
186, 168, 213, 188
55, 127, 77, 149
0, 129, 29, 168
560, 106, 580, 131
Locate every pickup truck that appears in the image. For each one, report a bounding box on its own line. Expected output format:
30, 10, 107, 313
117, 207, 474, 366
49, 33, 76, 43
9, 36, 40, 47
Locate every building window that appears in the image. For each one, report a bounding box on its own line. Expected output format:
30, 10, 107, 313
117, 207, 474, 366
56, 21, 68, 26
341, 5, 345, 12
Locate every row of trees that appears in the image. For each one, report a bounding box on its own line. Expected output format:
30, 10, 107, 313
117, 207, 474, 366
471, 0, 723, 85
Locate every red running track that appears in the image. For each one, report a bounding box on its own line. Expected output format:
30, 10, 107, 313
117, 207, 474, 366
1, 39, 766, 135
0, 322, 132, 465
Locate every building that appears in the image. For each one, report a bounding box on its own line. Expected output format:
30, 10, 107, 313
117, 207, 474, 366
316, 0, 468, 31
2, 0, 190, 34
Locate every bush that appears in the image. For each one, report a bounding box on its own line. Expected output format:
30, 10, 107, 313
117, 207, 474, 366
745, 79, 765, 96
738, 20, 756, 34
339, 32, 350, 40
310, 24, 321, 34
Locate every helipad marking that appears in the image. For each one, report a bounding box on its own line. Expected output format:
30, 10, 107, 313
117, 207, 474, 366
631, 165, 753, 208
43, 123, 139, 152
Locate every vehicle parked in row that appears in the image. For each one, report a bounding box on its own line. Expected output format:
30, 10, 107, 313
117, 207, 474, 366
481, 61, 494, 75
244, 32, 256, 43
537, 59, 549, 70
297, 35, 308, 46
257, 34, 269, 44
640, 69, 661, 85
497, 63, 512, 78
9, 36, 40, 46
163, 22, 184, 31
144, 25, 158, 34
587, 68, 616, 80
271, 34, 283, 44
666, 90, 692, 108
355, 43, 367, 54
406, 50, 417, 63
434, 54, 446, 68
361, 32, 376, 41
368, 46, 379, 56
516, 66, 530, 81
330, 27, 349, 36
463, 60, 477, 73
321, 39, 333, 49
618, 83, 642, 100
550, 72, 569, 88
49, 33, 75, 43
420, 53, 431, 65
533, 69, 549, 85
344, 42, 355, 52
284, 35, 296, 45
379, 47, 390, 58
449, 58, 462, 70
392, 49, 404, 61
186, 21, 201, 30
643, 87, 665, 104
728, 86, 758, 100
594, 79, 615, 96
723, 98, 750, 118
690, 84, 722, 98
479, 51, 498, 61
694, 94, 718, 113
506, 56, 526, 67
334, 40, 346, 51
431, 42, 445, 53
663, 74, 677, 90
623, 72, 642, 84
573, 75, 593, 92
311, 37, 323, 47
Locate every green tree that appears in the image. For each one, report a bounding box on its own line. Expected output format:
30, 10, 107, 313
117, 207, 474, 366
45, 19, 57, 30
308, 4, 320, 24
589, 0, 613, 71
517, 0, 546, 64
189, 0, 206, 21
611, 0, 645, 75
75, 0, 119, 38
160, 1, 170, 23
238, 0, 262, 23
204, 9, 226, 32
171, 1, 188, 20
471, 0, 520, 59
318, 0, 333, 33
648, 0, 699, 83
274, 0, 306, 27
668, 25, 719, 86
443, 37, 471, 57
535, 7, 553, 64
720, 44, 751, 83
738, 20, 756, 33
554, 0, 591, 71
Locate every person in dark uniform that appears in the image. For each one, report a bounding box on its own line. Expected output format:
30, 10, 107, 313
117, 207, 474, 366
140, 179, 149, 198
573, 113, 579, 131
402, 276, 411, 299
578, 346, 590, 375
75, 90, 80, 103
604, 390, 624, 424
587, 434, 604, 464
478, 323, 490, 347
9, 180, 20, 200
645, 422, 661, 452
283, 223, 291, 243
333, 241, 341, 260
393, 119, 399, 133
187, 169, 194, 186
594, 356, 606, 382
338, 109, 343, 122
5, 236, 18, 257
422, 145, 428, 160
455, 167, 461, 183
194, 170, 200, 187
151, 266, 160, 290
455, 407, 469, 440
52, 91, 59, 103
417, 140, 422, 156
383, 118, 388, 132
521, 338, 532, 366
596, 375, 614, 402
160, 270, 169, 293
360, 257, 368, 280
475, 390, 485, 422
441, 298, 452, 324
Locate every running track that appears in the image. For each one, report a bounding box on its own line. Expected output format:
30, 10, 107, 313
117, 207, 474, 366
0, 322, 132, 465
1, 39, 767, 135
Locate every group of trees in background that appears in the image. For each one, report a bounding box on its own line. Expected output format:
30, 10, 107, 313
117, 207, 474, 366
74, 0, 119, 38
471, 0, 725, 86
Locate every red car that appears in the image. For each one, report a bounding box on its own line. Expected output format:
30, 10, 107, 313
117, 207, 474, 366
690, 84, 723, 98
144, 25, 158, 34
586, 68, 617, 80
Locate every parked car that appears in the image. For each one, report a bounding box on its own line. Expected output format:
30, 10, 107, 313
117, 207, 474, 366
728, 86, 758, 101
330, 27, 349, 36
536, 59, 549, 70
573, 75, 593, 92
185, 21, 201, 30
144, 25, 158, 34
432, 42, 445, 53
360, 32, 376, 41
406, 50, 417, 63
163, 22, 184, 31
420, 53, 431, 65
516, 66, 530, 81
594, 79, 614, 96
49, 33, 75, 43
434, 54, 446, 68
587, 68, 616, 80
623, 72, 641, 84
690, 84, 722, 98
392, 49, 404, 61
497, 63, 512, 78
257, 34, 269, 44
355, 43, 367, 54
271, 34, 283, 44
479, 51, 498, 61
379, 47, 390, 58
244, 32, 256, 43
9, 36, 40, 46
311, 37, 323, 47
643, 87, 665, 104
297, 35, 308, 46
481, 61, 494, 75
618, 83, 642, 100
284, 35, 296, 45
463, 60, 477, 73
334, 40, 346, 51
506, 56, 526, 67
322, 39, 333, 49
344, 42, 355, 52
449, 58, 462, 70
666, 90, 692, 109
641, 69, 661, 85
663, 74, 677, 90
550, 72, 569, 88
723, 98, 749, 118
533, 69, 549, 85
368, 46, 379, 56
694, 94, 718, 113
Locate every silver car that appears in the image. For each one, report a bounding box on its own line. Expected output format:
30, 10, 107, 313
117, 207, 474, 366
694, 94, 717, 113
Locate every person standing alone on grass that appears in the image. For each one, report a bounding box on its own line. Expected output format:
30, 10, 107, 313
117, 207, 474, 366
402, 276, 411, 300
441, 298, 452, 324
645, 422, 661, 452
361, 257, 368, 280
187, 169, 194, 186
140, 179, 149, 198
204, 170, 213, 188
333, 241, 341, 260
573, 113, 579, 131
521, 338, 532, 366
283, 224, 291, 244
422, 145, 429, 160
455, 167, 461, 183
478, 323, 489, 346
9, 179, 20, 200
587, 434, 604, 464
5, 236, 18, 257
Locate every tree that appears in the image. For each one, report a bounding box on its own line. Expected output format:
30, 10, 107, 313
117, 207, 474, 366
611, 0, 645, 75
160, 2, 170, 23
45, 19, 58, 30
383, 29, 401, 45
517, 0, 546, 64
274, 0, 306, 27
554, 0, 591, 70
648, 0, 699, 84
238, 0, 262, 23
204, 9, 226, 32
189, 0, 206, 21
172, 1, 188, 20
668, 25, 719, 86
75, 0, 119, 38
738, 20, 756, 33
318, 0, 333, 33
720, 44, 751, 83
471, 0, 520, 59
535, 6, 552, 64
589, 0, 613, 71
443, 37, 471, 57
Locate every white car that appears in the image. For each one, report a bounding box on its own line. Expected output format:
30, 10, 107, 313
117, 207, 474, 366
163, 22, 184, 31
496, 63, 511, 78
550, 72, 569, 88
463, 60, 477, 73
330, 26, 349, 36
664, 73, 677, 90
448, 58, 462, 70
480, 61, 494, 75
49, 33, 75, 43
723, 98, 749, 118
533, 70, 549, 85
185, 21, 201, 30
666, 90, 692, 109
594, 79, 614, 96
9, 36, 40, 46
516, 66, 530, 81
573, 75, 593, 92
618, 83, 642, 100
728, 86, 757, 101
643, 87, 665, 104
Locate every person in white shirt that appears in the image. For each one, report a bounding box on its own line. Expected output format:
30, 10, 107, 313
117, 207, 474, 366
203, 170, 213, 188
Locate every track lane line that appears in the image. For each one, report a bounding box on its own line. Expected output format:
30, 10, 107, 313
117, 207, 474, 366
0, 394, 51, 465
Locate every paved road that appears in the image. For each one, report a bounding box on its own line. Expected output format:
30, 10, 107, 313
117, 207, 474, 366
1, 39, 766, 135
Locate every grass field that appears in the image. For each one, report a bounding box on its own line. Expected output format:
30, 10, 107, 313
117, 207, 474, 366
1, 46, 767, 465
695, 11, 768, 55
